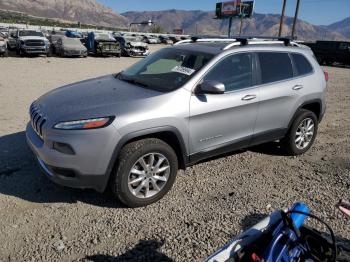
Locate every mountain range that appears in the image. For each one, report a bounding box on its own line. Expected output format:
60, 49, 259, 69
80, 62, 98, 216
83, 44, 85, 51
0, 0, 349, 41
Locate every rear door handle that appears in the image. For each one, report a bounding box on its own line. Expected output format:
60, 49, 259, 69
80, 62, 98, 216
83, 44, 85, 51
242, 95, 257, 101
292, 85, 304, 90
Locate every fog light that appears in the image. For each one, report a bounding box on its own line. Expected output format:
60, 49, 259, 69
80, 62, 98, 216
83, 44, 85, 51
53, 142, 75, 155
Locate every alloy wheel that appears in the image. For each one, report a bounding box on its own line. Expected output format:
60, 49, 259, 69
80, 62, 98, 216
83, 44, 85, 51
295, 118, 315, 150
128, 153, 170, 199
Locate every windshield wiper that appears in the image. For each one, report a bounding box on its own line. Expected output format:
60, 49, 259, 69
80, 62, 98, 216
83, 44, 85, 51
118, 75, 149, 88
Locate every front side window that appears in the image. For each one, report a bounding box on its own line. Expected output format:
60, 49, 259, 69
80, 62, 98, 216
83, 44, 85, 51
203, 53, 253, 92
292, 53, 313, 76
258, 52, 293, 84
119, 48, 213, 92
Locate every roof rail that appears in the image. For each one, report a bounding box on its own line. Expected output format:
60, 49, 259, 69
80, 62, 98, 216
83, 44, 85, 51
174, 36, 299, 49
174, 37, 236, 46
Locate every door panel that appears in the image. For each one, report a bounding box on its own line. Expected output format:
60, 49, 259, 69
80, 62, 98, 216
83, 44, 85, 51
254, 52, 301, 136
189, 52, 259, 155
189, 89, 259, 155
254, 78, 301, 135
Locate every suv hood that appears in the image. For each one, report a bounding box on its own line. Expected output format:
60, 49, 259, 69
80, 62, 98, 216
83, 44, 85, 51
35, 75, 162, 123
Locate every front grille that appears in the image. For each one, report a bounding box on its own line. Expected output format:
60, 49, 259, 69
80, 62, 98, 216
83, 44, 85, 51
102, 44, 118, 51
133, 47, 146, 52
66, 50, 82, 55
30, 103, 47, 139
25, 40, 45, 47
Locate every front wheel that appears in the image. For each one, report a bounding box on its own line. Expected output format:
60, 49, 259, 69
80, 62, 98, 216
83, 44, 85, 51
281, 109, 318, 155
110, 138, 178, 208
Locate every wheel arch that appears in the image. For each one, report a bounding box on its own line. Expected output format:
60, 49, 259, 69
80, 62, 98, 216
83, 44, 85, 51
101, 126, 188, 192
288, 99, 323, 130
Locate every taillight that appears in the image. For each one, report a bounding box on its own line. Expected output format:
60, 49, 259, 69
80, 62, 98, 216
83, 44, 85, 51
324, 71, 329, 82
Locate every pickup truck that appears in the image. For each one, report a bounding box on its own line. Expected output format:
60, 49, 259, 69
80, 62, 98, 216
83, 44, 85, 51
12, 29, 51, 56
305, 40, 350, 66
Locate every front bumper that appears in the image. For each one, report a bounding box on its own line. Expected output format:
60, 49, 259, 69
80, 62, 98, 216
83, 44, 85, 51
26, 122, 120, 192
21, 46, 48, 54
63, 50, 87, 57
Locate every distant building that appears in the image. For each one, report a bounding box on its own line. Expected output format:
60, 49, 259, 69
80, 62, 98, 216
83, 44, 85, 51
173, 28, 184, 35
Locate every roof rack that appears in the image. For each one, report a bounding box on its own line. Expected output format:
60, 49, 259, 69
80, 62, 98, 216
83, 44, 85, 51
174, 36, 299, 49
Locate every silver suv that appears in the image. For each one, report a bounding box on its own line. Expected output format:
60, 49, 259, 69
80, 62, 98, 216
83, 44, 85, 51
26, 37, 327, 207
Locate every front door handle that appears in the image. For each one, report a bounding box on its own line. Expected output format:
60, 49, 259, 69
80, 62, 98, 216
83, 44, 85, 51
292, 85, 304, 90
242, 95, 257, 101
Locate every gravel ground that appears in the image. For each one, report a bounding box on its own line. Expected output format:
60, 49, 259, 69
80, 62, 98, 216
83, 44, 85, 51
0, 46, 349, 261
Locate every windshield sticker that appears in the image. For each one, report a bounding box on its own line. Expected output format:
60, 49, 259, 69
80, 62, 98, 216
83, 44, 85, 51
171, 66, 196, 76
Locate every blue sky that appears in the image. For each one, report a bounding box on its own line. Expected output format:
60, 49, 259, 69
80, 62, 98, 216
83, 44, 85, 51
97, 0, 349, 25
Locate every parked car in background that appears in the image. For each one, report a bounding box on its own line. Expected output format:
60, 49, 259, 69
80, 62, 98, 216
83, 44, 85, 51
114, 35, 149, 57
7, 30, 18, 50
0, 31, 9, 39
14, 29, 50, 56
51, 30, 66, 36
65, 30, 83, 39
86, 32, 121, 57
55, 37, 87, 57
0, 36, 8, 57
48, 34, 62, 54
142, 36, 160, 44
159, 35, 173, 45
305, 40, 350, 66
168, 36, 181, 44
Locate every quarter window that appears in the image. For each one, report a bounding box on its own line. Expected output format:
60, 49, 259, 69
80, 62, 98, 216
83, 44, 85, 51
292, 53, 313, 76
258, 52, 293, 84
203, 53, 253, 92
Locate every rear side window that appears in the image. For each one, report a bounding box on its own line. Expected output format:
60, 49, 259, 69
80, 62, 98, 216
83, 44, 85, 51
292, 53, 313, 76
258, 52, 293, 84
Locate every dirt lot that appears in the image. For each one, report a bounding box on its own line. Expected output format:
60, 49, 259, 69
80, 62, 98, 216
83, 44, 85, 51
0, 45, 349, 261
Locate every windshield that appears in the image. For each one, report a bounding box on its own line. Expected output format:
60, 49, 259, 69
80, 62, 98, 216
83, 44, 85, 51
119, 48, 214, 92
19, 30, 44, 37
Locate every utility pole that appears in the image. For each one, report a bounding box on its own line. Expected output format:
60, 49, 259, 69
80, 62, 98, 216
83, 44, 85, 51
291, 0, 301, 38
278, 0, 287, 37
239, 14, 244, 35
228, 17, 233, 38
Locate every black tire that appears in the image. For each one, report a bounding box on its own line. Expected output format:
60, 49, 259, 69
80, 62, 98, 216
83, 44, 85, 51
110, 138, 178, 208
281, 109, 318, 155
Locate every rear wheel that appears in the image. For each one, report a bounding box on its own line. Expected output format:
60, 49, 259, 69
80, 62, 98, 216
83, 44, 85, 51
110, 138, 178, 208
281, 109, 318, 155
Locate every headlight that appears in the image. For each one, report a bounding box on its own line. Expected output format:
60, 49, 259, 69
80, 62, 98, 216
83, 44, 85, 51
20, 40, 25, 45
53, 117, 114, 130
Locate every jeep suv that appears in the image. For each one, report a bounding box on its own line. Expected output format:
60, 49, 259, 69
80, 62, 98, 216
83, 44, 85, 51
26, 37, 327, 207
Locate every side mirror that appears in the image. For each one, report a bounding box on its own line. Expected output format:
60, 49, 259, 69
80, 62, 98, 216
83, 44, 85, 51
197, 80, 225, 94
